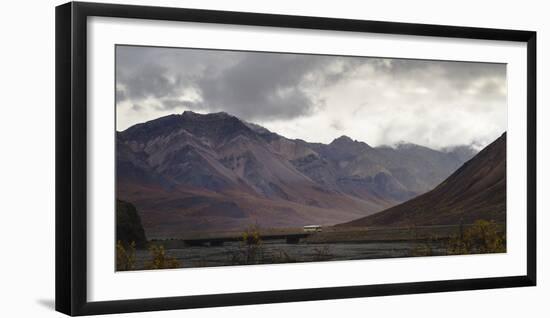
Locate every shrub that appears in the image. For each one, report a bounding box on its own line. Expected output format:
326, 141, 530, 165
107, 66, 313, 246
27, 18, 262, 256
229, 225, 264, 265
145, 244, 180, 270
116, 240, 136, 271
242, 225, 264, 264
447, 219, 506, 255
242, 225, 262, 246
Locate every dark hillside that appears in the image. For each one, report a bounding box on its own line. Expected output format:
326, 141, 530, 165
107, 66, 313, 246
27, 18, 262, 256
342, 133, 506, 227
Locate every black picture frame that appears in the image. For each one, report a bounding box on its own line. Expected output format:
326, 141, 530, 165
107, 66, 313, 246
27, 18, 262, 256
55, 1, 537, 316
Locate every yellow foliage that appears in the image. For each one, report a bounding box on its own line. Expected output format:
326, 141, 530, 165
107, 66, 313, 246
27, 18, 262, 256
242, 225, 262, 246
447, 219, 506, 255
116, 240, 136, 271
146, 244, 180, 270
230, 225, 263, 265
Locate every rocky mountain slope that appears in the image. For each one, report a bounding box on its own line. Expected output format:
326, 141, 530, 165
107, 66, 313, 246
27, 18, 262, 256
342, 133, 506, 227
117, 111, 477, 237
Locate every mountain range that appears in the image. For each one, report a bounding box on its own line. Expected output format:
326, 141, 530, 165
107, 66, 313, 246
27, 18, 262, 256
342, 132, 506, 227
117, 111, 477, 238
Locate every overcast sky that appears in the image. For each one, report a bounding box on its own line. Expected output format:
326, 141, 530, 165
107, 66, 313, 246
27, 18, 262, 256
116, 45, 507, 150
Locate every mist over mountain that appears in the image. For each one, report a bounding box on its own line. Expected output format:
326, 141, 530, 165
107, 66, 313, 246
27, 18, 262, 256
117, 111, 478, 238
342, 133, 506, 227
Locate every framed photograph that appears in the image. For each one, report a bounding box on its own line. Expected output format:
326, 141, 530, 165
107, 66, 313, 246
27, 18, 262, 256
55, 1, 536, 316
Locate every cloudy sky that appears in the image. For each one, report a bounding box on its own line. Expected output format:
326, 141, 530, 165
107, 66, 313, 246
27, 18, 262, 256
116, 45, 507, 150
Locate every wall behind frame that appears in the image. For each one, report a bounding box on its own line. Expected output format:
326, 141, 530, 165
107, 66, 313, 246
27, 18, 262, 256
0, 0, 546, 317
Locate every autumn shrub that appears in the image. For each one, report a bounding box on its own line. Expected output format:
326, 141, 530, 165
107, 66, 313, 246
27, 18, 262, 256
446, 219, 506, 255
242, 225, 262, 246
145, 244, 180, 270
116, 240, 136, 271
229, 225, 264, 265
242, 225, 264, 264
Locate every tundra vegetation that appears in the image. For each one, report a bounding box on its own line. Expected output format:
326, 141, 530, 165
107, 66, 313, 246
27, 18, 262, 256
116, 240, 136, 271
117, 218, 505, 270
410, 219, 506, 257
116, 241, 180, 271
445, 219, 506, 255
229, 225, 264, 265
227, 225, 333, 265
145, 244, 180, 269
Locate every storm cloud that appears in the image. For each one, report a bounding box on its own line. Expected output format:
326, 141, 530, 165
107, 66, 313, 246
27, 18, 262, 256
116, 47, 350, 120
116, 45, 507, 150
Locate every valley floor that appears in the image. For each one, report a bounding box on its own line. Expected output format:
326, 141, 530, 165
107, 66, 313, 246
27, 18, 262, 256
118, 223, 506, 271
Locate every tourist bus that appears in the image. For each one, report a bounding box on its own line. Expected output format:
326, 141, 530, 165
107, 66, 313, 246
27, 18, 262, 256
303, 225, 323, 233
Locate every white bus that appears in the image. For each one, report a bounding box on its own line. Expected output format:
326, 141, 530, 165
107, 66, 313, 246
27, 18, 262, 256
303, 225, 322, 233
